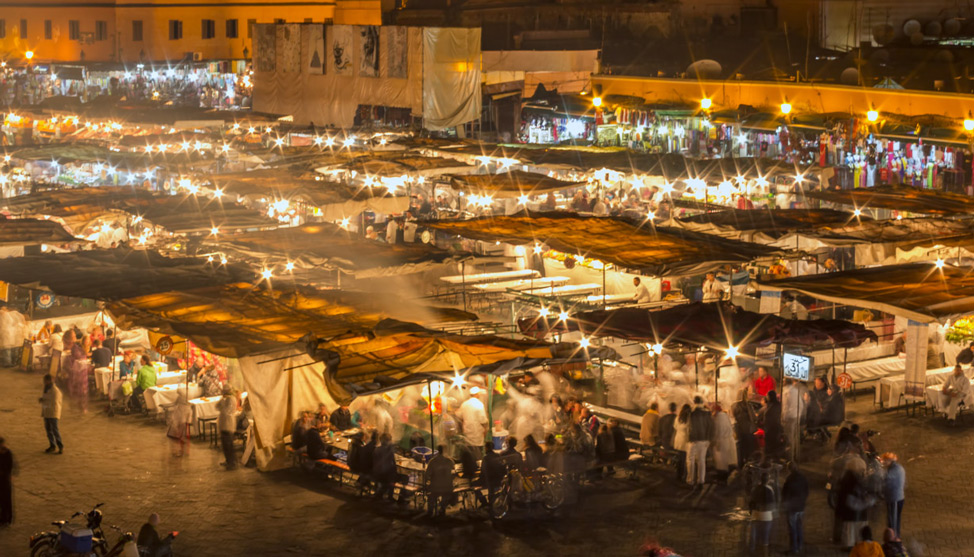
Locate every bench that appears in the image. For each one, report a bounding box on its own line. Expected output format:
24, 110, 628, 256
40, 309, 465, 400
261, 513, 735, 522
315, 458, 352, 484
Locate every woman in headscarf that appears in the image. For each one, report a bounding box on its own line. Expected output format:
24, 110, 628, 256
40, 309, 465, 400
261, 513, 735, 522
710, 403, 738, 482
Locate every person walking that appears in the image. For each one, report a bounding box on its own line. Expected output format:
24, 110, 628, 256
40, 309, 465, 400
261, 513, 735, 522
882, 453, 906, 537
0, 437, 15, 526
425, 445, 455, 517
686, 396, 713, 487
748, 472, 776, 556
217, 385, 238, 470
39, 374, 63, 454
781, 462, 809, 555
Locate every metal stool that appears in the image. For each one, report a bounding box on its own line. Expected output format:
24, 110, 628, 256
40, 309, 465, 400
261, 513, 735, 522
198, 417, 217, 441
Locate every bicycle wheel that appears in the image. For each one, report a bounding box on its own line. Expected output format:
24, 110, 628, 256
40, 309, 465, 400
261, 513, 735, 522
490, 488, 510, 519
542, 477, 566, 510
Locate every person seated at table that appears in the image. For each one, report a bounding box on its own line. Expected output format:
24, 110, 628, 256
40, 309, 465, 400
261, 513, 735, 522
500, 436, 523, 471
290, 411, 312, 451
942, 364, 971, 426
36, 320, 53, 343
305, 425, 330, 461
957, 341, 974, 366
90, 339, 113, 369
522, 434, 544, 472
372, 433, 399, 503
49, 325, 64, 354
330, 403, 353, 431
132, 355, 157, 408
750, 367, 776, 399
186, 355, 205, 383
313, 403, 331, 430
198, 365, 222, 397
118, 351, 137, 379
425, 445, 456, 517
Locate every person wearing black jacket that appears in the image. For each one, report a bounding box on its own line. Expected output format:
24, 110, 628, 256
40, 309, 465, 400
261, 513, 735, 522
686, 397, 714, 487
658, 402, 677, 450
782, 462, 809, 555
759, 391, 783, 458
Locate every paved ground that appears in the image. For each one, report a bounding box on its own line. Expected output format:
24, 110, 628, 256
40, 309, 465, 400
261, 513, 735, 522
0, 365, 968, 556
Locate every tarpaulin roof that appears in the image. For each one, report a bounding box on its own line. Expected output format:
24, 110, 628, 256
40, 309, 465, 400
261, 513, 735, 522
676, 208, 862, 238
1, 186, 277, 234
0, 249, 255, 300
422, 212, 780, 275
338, 155, 473, 177
430, 144, 812, 180
805, 186, 974, 215
207, 170, 410, 220
305, 320, 557, 403
757, 262, 974, 323
0, 216, 80, 246
203, 222, 458, 277
517, 301, 877, 350
448, 170, 585, 198
778, 217, 974, 249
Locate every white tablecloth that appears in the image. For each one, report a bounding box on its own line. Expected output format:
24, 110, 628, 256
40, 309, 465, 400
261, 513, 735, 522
925, 380, 974, 412
155, 370, 186, 387
189, 392, 247, 434
94, 367, 115, 395
31, 342, 50, 367
874, 365, 965, 407
145, 383, 201, 412
842, 355, 906, 383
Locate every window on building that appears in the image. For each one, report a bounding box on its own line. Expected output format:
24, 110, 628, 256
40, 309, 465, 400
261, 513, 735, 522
69, 20, 80, 40
0, 20, 5, 40
95, 20, 107, 41
44, 20, 52, 40
247, 19, 256, 39
201, 19, 215, 39
132, 20, 143, 42
20, 19, 26, 38
225, 19, 238, 39
169, 19, 182, 40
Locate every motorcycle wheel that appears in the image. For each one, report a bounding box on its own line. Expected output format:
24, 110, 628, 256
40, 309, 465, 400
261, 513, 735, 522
542, 477, 566, 510
30, 539, 57, 557
490, 488, 510, 520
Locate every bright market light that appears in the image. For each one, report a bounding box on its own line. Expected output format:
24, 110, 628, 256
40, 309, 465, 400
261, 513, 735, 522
210, 227, 219, 235
339, 217, 350, 229
206, 255, 214, 262
700, 98, 712, 110
579, 337, 591, 348
853, 208, 862, 217
261, 268, 274, 280
646, 210, 656, 221
343, 137, 354, 148
247, 126, 256, 134
965, 119, 974, 132
558, 311, 569, 321
220, 256, 228, 265
867, 110, 879, 122
533, 244, 543, 254
935, 258, 945, 269
324, 136, 335, 147
780, 102, 792, 115
450, 372, 466, 389
518, 194, 530, 205
313, 136, 323, 145
213, 188, 223, 199
514, 245, 526, 256
285, 261, 295, 272
794, 174, 805, 183
652, 343, 663, 354
274, 137, 284, 147
538, 307, 550, 317
725, 346, 740, 359
221, 144, 230, 153
592, 96, 602, 107
25, 50, 34, 60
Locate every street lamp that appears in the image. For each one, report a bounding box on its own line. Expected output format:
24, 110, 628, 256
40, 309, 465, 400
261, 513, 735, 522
780, 102, 792, 115
867, 110, 879, 122
700, 98, 713, 110
25, 50, 34, 61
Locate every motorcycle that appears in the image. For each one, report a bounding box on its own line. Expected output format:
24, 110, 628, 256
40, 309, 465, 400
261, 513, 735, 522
97, 525, 140, 557
29, 503, 107, 557
490, 466, 567, 519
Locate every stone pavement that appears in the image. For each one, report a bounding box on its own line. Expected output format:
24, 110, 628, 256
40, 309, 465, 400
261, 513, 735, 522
0, 365, 968, 556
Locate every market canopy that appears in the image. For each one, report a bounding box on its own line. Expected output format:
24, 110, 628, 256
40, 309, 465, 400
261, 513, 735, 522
0, 249, 255, 300
0, 217, 80, 246
1, 186, 277, 234
517, 301, 878, 350
430, 143, 811, 181
770, 217, 974, 250
673, 208, 862, 241
422, 212, 781, 275
448, 170, 585, 198
203, 222, 459, 277
805, 185, 974, 215
756, 262, 974, 323
207, 170, 410, 220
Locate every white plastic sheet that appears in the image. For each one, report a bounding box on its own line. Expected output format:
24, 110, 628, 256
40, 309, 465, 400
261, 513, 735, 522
422, 28, 482, 131
238, 351, 338, 471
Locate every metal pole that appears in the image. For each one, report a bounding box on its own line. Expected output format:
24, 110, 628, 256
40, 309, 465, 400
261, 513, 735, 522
461, 261, 467, 312
602, 265, 606, 309
426, 378, 436, 450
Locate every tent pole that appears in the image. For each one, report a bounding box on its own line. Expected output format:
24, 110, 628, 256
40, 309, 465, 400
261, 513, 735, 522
602, 265, 606, 309
486, 373, 494, 446
461, 261, 467, 312
426, 378, 435, 450
694, 350, 699, 390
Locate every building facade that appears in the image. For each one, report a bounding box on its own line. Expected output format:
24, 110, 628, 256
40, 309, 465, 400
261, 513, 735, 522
0, 0, 380, 64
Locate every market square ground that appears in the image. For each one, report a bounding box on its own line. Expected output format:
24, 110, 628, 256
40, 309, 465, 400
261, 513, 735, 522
0, 366, 969, 556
